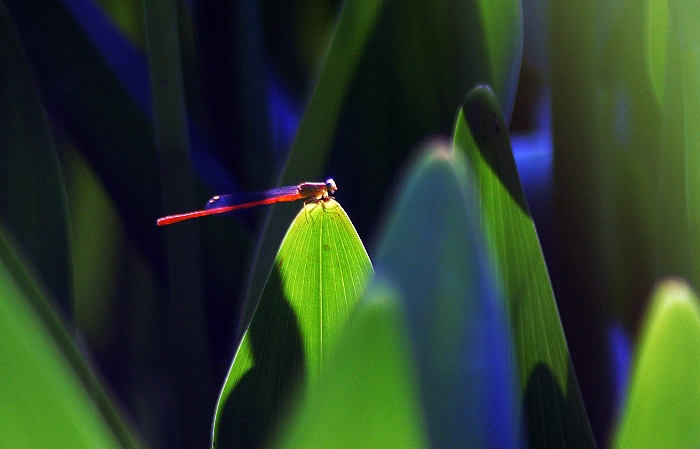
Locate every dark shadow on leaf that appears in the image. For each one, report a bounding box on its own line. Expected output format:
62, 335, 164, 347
214, 264, 305, 449
462, 85, 531, 216
522, 363, 597, 449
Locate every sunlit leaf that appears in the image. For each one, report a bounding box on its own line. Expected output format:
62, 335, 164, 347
454, 85, 596, 447
273, 280, 429, 449
240, 0, 385, 339
213, 200, 373, 449
0, 225, 141, 448
613, 278, 700, 448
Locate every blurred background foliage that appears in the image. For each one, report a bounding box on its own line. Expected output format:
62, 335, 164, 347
2, 0, 700, 447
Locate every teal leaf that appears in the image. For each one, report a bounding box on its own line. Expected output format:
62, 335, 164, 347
374, 140, 520, 448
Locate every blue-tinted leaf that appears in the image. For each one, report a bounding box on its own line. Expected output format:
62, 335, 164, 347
374, 140, 520, 448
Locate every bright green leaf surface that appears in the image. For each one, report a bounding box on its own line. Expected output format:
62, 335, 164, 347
613, 278, 700, 448
243, 0, 523, 339
374, 141, 520, 448
213, 200, 373, 449
273, 280, 428, 449
240, 0, 385, 337
0, 229, 140, 448
454, 86, 595, 447
0, 1, 73, 318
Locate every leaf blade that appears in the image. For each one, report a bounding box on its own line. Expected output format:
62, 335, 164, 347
213, 201, 373, 449
272, 280, 429, 449
454, 85, 596, 447
613, 278, 700, 448
0, 225, 141, 448
374, 141, 520, 448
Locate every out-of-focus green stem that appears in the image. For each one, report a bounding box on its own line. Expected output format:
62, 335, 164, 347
144, 0, 212, 446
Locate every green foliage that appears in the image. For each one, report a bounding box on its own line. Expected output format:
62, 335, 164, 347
550, 0, 700, 441
213, 201, 373, 448
241, 0, 386, 340
245, 0, 523, 344
0, 2, 139, 446
272, 281, 429, 449
3, 0, 700, 446
0, 226, 140, 448
613, 278, 700, 448
454, 86, 595, 447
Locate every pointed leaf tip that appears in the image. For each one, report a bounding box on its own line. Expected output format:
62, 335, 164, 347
213, 200, 373, 449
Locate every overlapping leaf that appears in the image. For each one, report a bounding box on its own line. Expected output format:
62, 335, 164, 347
272, 280, 429, 449
243, 0, 523, 339
373, 141, 520, 448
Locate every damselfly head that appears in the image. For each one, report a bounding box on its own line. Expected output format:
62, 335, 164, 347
325, 178, 337, 194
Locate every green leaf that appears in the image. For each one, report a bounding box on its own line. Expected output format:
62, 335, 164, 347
241, 0, 523, 339
239, 0, 385, 339
272, 280, 429, 449
454, 85, 596, 447
0, 225, 141, 448
0, 1, 73, 318
374, 141, 520, 448
613, 278, 700, 448
213, 200, 373, 449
